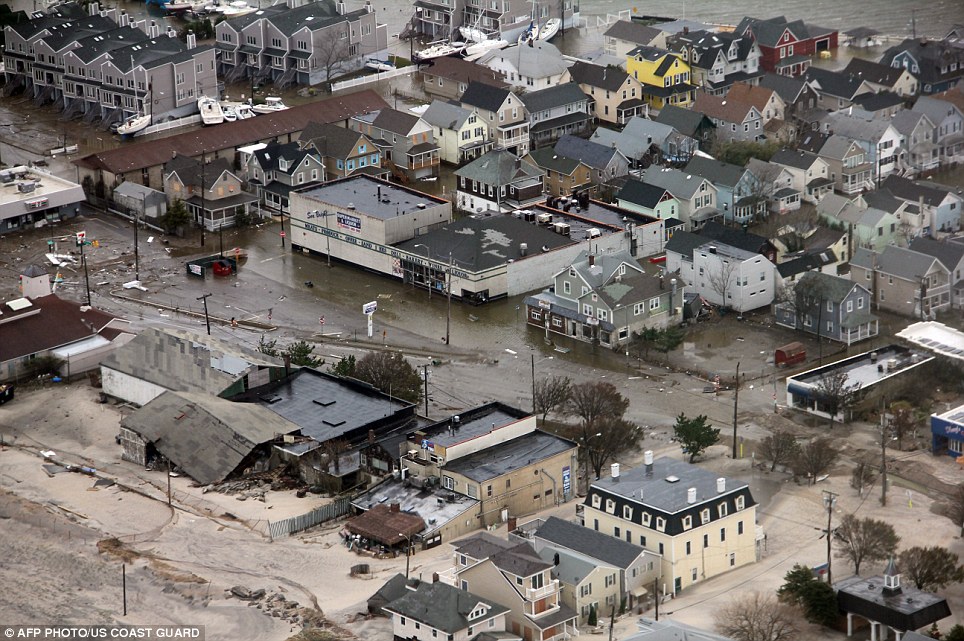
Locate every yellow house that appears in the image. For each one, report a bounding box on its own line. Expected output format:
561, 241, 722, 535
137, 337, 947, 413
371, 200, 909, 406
582, 453, 759, 595
625, 46, 696, 112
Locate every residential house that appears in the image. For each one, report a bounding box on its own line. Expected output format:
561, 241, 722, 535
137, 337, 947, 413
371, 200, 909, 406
520, 83, 592, 149
774, 271, 878, 345
112, 181, 167, 222
745, 158, 800, 215
214, 0, 387, 87
735, 16, 838, 77
455, 149, 543, 213
909, 236, 964, 308
852, 93, 907, 120
850, 245, 951, 317
525, 149, 592, 198
668, 29, 762, 95
803, 67, 875, 111
298, 121, 389, 181
616, 180, 681, 224
881, 175, 964, 235
163, 155, 257, 231
692, 91, 765, 143
626, 46, 696, 113
820, 111, 903, 184
459, 81, 530, 156
603, 20, 666, 59
726, 82, 786, 123
421, 100, 490, 165
861, 189, 919, 242
442, 534, 579, 641
246, 141, 325, 214
817, 193, 899, 252
639, 167, 721, 230
759, 72, 820, 134
769, 149, 833, 203
891, 110, 939, 175
684, 157, 767, 224
817, 134, 875, 195
382, 581, 515, 641
843, 58, 919, 98
654, 104, 716, 147
561, 61, 646, 125
583, 457, 758, 594
420, 56, 509, 102
774, 224, 849, 266
591, 117, 698, 167
698, 221, 778, 264
512, 516, 661, 622
525, 251, 682, 348
879, 38, 964, 94
910, 91, 964, 165
665, 231, 776, 312
477, 41, 572, 91
350, 108, 440, 182
775, 250, 840, 290
553, 135, 630, 188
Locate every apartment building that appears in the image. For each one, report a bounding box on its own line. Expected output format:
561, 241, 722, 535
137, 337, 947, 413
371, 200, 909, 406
459, 81, 530, 157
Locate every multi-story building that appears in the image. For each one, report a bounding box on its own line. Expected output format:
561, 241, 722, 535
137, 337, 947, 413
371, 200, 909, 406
525, 149, 592, 197
638, 167, 721, 230
815, 135, 875, 195
774, 271, 878, 345
459, 82, 530, 157
163, 156, 257, 230
582, 456, 758, 595
246, 141, 325, 214
819, 112, 904, 185
520, 83, 592, 149
668, 29, 762, 95
625, 46, 696, 113
298, 121, 388, 181
455, 149, 543, 213
879, 38, 964, 95
350, 108, 440, 182
215, 0, 387, 88
561, 61, 646, 126
421, 100, 490, 165
850, 245, 951, 318
692, 91, 765, 143
421, 56, 508, 102
735, 16, 838, 77
911, 90, 964, 165
414, 0, 579, 43
476, 41, 572, 91
603, 20, 666, 59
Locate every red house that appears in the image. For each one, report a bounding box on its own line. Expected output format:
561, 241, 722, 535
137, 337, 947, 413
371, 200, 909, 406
736, 16, 838, 77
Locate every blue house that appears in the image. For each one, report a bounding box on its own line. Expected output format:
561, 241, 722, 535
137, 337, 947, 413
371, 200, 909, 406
931, 403, 964, 457
684, 156, 766, 224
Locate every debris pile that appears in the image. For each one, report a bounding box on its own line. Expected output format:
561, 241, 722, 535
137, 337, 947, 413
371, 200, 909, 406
226, 585, 308, 627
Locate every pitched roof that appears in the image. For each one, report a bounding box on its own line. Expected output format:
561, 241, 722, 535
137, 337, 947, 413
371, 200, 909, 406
795, 271, 860, 302
420, 56, 508, 88
383, 581, 510, 633
875, 245, 945, 279
300, 121, 366, 158
0, 294, 120, 363
664, 230, 707, 257
852, 91, 905, 112
346, 503, 426, 547
478, 40, 570, 79
371, 108, 421, 135
459, 81, 513, 113
422, 100, 475, 130
909, 237, 964, 271
879, 39, 964, 85
770, 148, 822, 170
759, 72, 809, 104
267, 0, 363, 35
738, 15, 835, 48
654, 104, 715, 137
617, 178, 674, 208
452, 531, 516, 560
684, 157, 747, 188
776, 251, 838, 278
880, 175, 958, 206
804, 67, 871, 100
519, 82, 588, 113
822, 111, 895, 143
252, 141, 312, 175
554, 135, 621, 171
120, 390, 299, 485
527, 147, 583, 175
699, 220, 771, 256
692, 91, 757, 124
455, 149, 542, 183
725, 82, 781, 113
640, 166, 711, 199
603, 20, 661, 46
76, 90, 387, 175
565, 61, 630, 92
890, 109, 933, 137
490, 541, 552, 577
818, 134, 861, 160
843, 57, 912, 87
534, 516, 647, 569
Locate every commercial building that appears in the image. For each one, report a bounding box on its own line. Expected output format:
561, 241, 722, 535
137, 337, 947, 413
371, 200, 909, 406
0, 166, 85, 234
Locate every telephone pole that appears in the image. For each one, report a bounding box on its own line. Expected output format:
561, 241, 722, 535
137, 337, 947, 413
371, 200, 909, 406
196, 293, 212, 335
880, 399, 888, 507
822, 489, 838, 585
420, 364, 429, 416
732, 361, 740, 459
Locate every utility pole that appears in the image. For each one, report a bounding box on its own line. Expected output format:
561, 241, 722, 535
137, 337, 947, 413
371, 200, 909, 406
822, 489, 837, 585
133, 206, 140, 282
122, 563, 127, 616
199, 159, 206, 248
445, 252, 453, 345
531, 353, 536, 415
654, 577, 659, 621
880, 398, 888, 507
78, 232, 92, 306
421, 364, 429, 416
732, 361, 740, 459
196, 293, 212, 335
167, 457, 172, 506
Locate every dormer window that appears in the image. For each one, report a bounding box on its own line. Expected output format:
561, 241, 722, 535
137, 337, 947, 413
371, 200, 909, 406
735, 496, 745, 511
605, 498, 616, 514
655, 517, 666, 532
279, 158, 289, 172
591, 494, 602, 509
718, 503, 728, 518
623, 505, 633, 519
682, 515, 693, 530
700, 508, 710, 524
642, 512, 651, 527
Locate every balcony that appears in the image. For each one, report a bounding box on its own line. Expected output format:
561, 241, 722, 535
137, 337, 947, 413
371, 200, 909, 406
436, 567, 457, 587
525, 579, 559, 601
500, 134, 529, 147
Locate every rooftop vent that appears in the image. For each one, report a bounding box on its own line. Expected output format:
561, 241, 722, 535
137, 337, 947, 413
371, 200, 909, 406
687, 487, 697, 504
665, 475, 680, 483
611, 463, 620, 480
717, 477, 726, 493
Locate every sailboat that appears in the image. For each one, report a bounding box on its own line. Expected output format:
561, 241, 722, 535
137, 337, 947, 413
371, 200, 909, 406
463, 37, 509, 61
413, 40, 467, 62
117, 113, 151, 136
537, 18, 560, 41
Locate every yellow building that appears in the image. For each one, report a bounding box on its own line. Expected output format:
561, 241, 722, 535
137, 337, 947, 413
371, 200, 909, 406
581, 453, 759, 595
625, 46, 696, 112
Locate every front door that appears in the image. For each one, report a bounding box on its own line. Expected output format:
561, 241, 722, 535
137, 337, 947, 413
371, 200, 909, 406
674, 577, 682, 594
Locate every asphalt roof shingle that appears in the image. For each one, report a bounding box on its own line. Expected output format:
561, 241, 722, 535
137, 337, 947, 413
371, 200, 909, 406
520, 82, 588, 113
383, 581, 510, 633
534, 516, 647, 569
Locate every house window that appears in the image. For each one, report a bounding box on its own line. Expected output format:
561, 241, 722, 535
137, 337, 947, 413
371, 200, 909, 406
591, 494, 601, 508
614, 526, 621, 538
564, 282, 571, 295
639, 535, 647, 547
686, 541, 692, 555
605, 499, 615, 513
682, 515, 692, 530
826, 300, 833, 312
634, 303, 644, 315
735, 496, 745, 511
720, 527, 726, 542
827, 321, 833, 332
858, 298, 864, 309
738, 521, 744, 535
443, 476, 454, 490
649, 298, 660, 310
642, 512, 651, 527
718, 503, 728, 518
847, 300, 853, 312
700, 508, 710, 524
623, 505, 633, 519
655, 517, 666, 532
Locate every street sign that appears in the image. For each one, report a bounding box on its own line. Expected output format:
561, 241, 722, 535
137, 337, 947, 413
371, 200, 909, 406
362, 301, 377, 315
280, 231, 286, 238
319, 315, 325, 325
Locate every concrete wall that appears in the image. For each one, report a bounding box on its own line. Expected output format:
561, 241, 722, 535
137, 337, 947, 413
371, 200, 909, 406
442, 416, 536, 462
101, 366, 169, 406
506, 232, 624, 296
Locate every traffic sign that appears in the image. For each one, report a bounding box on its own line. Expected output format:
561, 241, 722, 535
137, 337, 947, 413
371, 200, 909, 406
280, 231, 286, 238
362, 301, 377, 315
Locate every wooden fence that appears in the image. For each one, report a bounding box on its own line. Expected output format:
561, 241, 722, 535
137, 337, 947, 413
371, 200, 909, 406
268, 496, 351, 540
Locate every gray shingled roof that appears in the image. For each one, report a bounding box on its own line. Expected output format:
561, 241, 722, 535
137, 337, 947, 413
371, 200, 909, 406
478, 40, 570, 80
771, 148, 821, 171
120, 390, 298, 485
534, 516, 647, 569
300, 121, 367, 159
554, 135, 620, 171
909, 237, 964, 272
372, 108, 422, 135
795, 271, 859, 303
684, 156, 747, 188
422, 100, 474, 130
603, 20, 661, 46
455, 149, 542, 184
520, 82, 588, 113
452, 531, 516, 560
490, 542, 552, 577
873, 245, 944, 280
821, 112, 894, 143
881, 175, 955, 207
617, 179, 674, 209
804, 67, 870, 100
654, 104, 715, 138
759, 72, 808, 104
592, 117, 688, 161
527, 147, 583, 175
566, 60, 630, 92
383, 581, 510, 633
460, 81, 513, 113
443, 431, 575, 482
641, 166, 709, 199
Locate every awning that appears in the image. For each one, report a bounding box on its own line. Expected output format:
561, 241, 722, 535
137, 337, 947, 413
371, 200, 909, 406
631, 585, 649, 597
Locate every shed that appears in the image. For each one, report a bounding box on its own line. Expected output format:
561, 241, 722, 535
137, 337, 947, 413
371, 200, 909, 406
347, 503, 426, 548
112, 181, 168, 220
775, 342, 807, 367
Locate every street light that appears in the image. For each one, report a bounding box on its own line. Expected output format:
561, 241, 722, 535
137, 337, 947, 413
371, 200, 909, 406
398, 532, 412, 578
413, 244, 432, 299
197, 293, 212, 335
822, 490, 838, 585
445, 251, 453, 345
310, 210, 333, 267
582, 431, 602, 490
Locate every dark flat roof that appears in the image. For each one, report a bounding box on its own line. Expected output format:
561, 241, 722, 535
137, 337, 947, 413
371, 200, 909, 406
443, 431, 576, 482
296, 175, 447, 219
415, 402, 528, 448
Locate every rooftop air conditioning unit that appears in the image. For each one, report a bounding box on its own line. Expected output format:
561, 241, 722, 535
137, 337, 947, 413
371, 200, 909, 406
552, 222, 570, 236
536, 213, 552, 225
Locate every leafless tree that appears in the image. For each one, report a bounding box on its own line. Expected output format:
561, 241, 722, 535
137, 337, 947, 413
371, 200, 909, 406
744, 160, 783, 224
760, 430, 800, 472
707, 258, 740, 311
715, 592, 800, 641
835, 514, 900, 575
947, 485, 964, 533
565, 382, 632, 480
898, 546, 964, 591
792, 437, 838, 485
321, 438, 350, 474
887, 401, 918, 451
353, 351, 422, 404
850, 455, 876, 496
534, 375, 572, 423
314, 25, 352, 91
813, 369, 861, 429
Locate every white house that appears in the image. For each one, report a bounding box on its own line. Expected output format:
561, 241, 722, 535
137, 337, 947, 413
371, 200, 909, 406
421, 100, 489, 165
477, 41, 572, 90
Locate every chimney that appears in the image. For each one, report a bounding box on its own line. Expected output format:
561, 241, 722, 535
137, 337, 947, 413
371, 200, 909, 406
687, 487, 697, 504
149, 20, 159, 38
88, 1, 99, 16
519, 242, 528, 256
644, 450, 654, 475
119, 10, 128, 27
709, 245, 717, 254
187, 31, 196, 49
390, 503, 401, 513
611, 463, 620, 481
717, 477, 726, 493
588, 254, 595, 267
635, 488, 643, 501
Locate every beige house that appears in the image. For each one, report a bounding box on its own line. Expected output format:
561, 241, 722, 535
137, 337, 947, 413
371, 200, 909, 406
850, 246, 951, 318
525, 148, 593, 197
603, 20, 667, 58
441, 533, 579, 641
422, 100, 489, 165
460, 81, 530, 157
561, 61, 647, 126
163, 155, 256, 231
582, 454, 759, 595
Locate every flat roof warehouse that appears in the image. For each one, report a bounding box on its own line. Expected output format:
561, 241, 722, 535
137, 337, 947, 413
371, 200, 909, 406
296, 176, 448, 220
